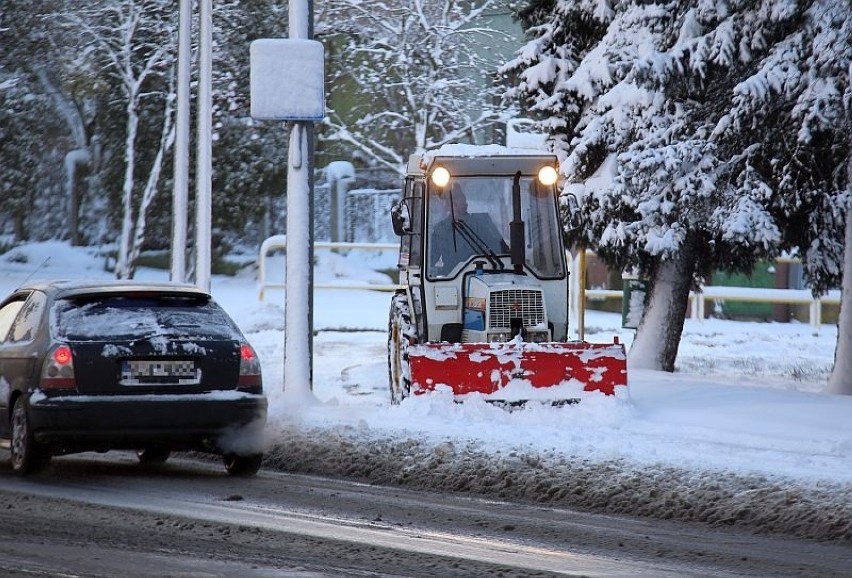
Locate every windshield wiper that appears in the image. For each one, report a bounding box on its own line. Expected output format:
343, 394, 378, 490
452, 219, 505, 271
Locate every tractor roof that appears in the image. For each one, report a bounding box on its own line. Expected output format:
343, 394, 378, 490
407, 144, 557, 177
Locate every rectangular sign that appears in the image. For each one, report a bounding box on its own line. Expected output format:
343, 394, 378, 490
250, 38, 325, 121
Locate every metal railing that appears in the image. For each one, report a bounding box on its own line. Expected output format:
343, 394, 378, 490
688, 286, 840, 328
581, 283, 841, 328
258, 235, 400, 300
259, 238, 840, 328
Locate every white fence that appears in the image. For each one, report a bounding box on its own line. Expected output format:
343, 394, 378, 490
345, 189, 399, 243
257, 235, 400, 300
583, 285, 841, 329
258, 239, 841, 328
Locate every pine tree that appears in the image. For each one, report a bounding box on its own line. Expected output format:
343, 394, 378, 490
710, 0, 849, 393
0, 1, 74, 243
209, 0, 290, 246
503, 0, 816, 371
717, 0, 850, 296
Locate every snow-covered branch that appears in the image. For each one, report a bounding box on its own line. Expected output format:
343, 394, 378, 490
318, 0, 512, 166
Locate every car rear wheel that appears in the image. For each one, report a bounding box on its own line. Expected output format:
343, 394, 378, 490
10, 396, 50, 475
223, 453, 262, 477
137, 446, 171, 464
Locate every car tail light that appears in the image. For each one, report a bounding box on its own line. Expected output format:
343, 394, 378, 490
40, 344, 77, 390
238, 343, 262, 390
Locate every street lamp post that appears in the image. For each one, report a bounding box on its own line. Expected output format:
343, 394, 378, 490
171, 0, 191, 283
195, 0, 213, 292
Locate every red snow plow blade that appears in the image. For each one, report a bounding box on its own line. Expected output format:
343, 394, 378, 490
408, 340, 627, 402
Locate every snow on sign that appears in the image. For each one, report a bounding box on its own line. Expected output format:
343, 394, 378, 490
250, 39, 325, 121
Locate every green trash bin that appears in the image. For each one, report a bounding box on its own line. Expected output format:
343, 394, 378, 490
622, 274, 649, 329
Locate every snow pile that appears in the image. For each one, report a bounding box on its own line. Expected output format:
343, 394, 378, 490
263, 426, 852, 544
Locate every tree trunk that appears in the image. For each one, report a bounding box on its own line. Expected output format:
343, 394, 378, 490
127, 111, 175, 279
64, 149, 90, 246
827, 203, 852, 395
115, 101, 139, 280
628, 242, 696, 372
36, 67, 89, 246
13, 207, 27, 242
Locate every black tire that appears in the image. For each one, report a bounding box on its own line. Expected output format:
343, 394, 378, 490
10, 396, 50, 475
223, 453, 263, 477
137, 446, 171, 465
388, 293, 415, 405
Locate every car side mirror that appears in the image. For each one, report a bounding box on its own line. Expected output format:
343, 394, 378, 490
391, 200, 412, 236
564, 194, 581, 231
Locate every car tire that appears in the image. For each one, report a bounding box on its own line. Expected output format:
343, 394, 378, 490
10, 396, 50, 475
137, 446, 171, 465
223, 453, 263, 477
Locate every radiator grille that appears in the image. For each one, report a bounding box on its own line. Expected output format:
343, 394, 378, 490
489, 290, 544, 329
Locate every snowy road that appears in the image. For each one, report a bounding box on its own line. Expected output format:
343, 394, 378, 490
2, 453, 851, 577
2, 242, 851, 552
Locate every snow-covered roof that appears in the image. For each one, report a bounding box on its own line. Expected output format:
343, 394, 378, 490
409, 144, 558, 175
424, 143, 555, 161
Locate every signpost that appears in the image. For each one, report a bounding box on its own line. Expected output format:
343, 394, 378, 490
250, 2, 324, 398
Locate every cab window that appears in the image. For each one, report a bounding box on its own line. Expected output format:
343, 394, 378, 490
398, 178, 424, 270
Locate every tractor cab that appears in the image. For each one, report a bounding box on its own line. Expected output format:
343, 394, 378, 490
388, 145, 625, 405
422, 166, 566, 282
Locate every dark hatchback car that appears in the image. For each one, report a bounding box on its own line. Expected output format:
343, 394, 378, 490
0, 280, 268, 476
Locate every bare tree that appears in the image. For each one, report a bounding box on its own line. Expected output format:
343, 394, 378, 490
61, 0, 177, 278
0, 0, 71, 243
318, 0, 513, 173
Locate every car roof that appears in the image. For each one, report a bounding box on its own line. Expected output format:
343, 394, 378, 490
16, 280, 210, 300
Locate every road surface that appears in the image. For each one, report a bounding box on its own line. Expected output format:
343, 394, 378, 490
0, 453, 849, 577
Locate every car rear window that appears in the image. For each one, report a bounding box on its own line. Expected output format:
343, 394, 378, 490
52, 293, 242, 341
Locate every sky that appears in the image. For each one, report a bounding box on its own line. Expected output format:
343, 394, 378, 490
2, 240, 849, 489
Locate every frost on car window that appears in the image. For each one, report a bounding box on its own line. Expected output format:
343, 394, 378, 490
52, 295, 242, 341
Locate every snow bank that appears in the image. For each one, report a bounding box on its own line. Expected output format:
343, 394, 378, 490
264, 425, 852, 544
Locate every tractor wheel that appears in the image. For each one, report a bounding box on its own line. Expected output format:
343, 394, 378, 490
10, 396, 50, 475
388, 293, 414, 405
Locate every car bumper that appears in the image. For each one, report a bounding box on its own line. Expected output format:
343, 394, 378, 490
27, 391, 268, 451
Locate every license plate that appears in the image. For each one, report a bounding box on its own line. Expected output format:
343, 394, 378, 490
120, 359, 200, 386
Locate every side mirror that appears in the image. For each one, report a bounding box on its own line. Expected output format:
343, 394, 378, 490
391, 200, 412, 236
564, 194, 581, 231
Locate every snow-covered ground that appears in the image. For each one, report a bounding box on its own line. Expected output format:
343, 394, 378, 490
2, 241, 850, 543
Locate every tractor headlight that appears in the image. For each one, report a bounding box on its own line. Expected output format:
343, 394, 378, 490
431, 166, 451, 188
537, 166, 558, 186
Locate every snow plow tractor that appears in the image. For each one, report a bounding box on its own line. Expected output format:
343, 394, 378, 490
387, 145, 627, 405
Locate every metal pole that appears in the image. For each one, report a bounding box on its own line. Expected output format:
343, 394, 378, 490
195, 0, 213, 292
307, 0, 315, 385
171, 0, 191, 283
284, 0, 315, 395
578, 249, 586, 341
